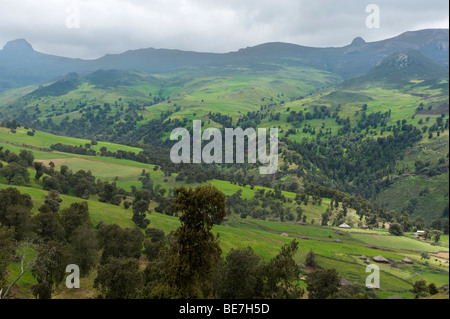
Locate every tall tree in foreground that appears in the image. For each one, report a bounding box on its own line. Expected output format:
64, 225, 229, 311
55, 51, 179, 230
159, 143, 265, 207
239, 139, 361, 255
151, 185, 226, 298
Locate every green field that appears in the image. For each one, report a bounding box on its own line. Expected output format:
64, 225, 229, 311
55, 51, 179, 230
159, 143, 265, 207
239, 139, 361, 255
1, 62, 448, 299
2, 178, 448, 299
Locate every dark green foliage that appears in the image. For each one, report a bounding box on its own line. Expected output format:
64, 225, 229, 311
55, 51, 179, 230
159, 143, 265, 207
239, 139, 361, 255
44, 190, 62, 213
258, 240, 303, 299
143, 228, 166, 261
69, 226, 99, 277
389, 223, 404, 236
32, 204, 64, 241
97, 223, 144, 264
98, 182, 122, 205
428, 283, 439, 295
50, 143, 96, 156
169, 185, 226, 298
95, 257, 143, 299
146, 185, 226, 298
0, 162, 30, 185
132, 190, 151, 228
59, 201, 92, 241
0, 187, 33, 239
213, 247, 261, 299
306, 268, 341, 299
31, 241, 69, 299
334, 283, 375, 299
412, 280, 429, 299
305, 249, 318, 268
33, 162, 44, 180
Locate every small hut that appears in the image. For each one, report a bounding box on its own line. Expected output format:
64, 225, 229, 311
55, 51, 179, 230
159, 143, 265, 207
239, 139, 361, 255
373, 255, 389, 263
280, 232, 289, 237
334, 230, 344, 236
402, 257, 414, 264
334, 239, 342, 243
338, 223, 351, 229
360, 255, 367, 260
299, 235, 309, 240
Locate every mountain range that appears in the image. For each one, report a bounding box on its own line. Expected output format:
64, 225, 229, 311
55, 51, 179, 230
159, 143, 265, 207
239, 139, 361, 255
0, 28, 448, 92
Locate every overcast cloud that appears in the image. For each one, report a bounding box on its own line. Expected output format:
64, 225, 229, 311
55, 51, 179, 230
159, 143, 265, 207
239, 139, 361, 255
0, 0, 448, 59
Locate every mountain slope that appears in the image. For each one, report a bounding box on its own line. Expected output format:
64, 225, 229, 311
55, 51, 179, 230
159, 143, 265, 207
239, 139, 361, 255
0, 29, 448, 92
0, 39, 90, 90
340, 50, 449, 89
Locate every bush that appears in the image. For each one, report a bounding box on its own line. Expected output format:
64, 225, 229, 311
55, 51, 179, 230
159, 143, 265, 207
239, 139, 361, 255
389, 223, 403, 236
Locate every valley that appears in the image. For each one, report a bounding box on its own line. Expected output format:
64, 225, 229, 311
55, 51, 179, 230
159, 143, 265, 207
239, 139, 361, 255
0, 28, 449, 300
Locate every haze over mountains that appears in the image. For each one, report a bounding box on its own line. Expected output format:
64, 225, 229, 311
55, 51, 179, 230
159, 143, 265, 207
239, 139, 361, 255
0, 28, 448, 92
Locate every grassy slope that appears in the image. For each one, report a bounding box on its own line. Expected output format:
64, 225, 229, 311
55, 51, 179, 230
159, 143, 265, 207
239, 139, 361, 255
267, 82, 449, 221
1, 75, 449, 298
2, 179, 448, 299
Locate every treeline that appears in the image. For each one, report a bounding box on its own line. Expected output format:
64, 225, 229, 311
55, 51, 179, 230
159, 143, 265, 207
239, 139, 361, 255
50, 143, 96, 156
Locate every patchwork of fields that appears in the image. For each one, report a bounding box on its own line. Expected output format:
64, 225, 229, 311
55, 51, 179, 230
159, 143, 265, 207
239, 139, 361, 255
1, 130, 448, 299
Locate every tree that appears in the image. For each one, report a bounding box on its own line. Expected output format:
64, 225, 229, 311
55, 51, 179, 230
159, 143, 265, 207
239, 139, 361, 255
321, 211, 330, 226
305, 249, 318, 268
389, 223, 403, 236
32, 204, 64, 241
97, 224, 144, 264
412, 280, 429, 299
19, 150, 34, 167
31, 241, 69, 299
143, 228, 166, 262
430, 219, 442, 231
431, 230, 442, 243
214, 247, 261, 299
34, 162, 44, 180
428, 283, 439, 295
44, 190, 62, 213
132, 190, 151, 229
421, 251, 430, 260
0, 163, 30, 185
0, 187, 33, 240
69, 225, 99, 277
154, 185, 226, 298
258, 240, 303, 299
94, 257, 143, 299
306, 268, 340, 299
60, 201, 92, 240
414, 217, 426, 231
443, 218, 449, 235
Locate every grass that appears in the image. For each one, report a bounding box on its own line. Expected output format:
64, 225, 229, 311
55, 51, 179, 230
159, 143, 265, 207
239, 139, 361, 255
0, 126, 142, 154
2, 178, 448, 299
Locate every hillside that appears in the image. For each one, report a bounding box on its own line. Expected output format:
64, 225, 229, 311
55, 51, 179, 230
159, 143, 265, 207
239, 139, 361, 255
0, 130, 448, 299
0, 28, 449, 300
341, 50, 449, 89
0, 29, 448, 92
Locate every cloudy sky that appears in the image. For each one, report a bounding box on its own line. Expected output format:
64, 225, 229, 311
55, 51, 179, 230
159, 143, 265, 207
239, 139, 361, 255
0, 0, 448, 59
